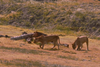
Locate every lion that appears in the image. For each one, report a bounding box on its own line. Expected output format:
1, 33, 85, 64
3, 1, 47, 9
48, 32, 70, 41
33, 31, 47, 37
21, 31, 47, 43
72, 36, 89, 51
34, 35, 60, 49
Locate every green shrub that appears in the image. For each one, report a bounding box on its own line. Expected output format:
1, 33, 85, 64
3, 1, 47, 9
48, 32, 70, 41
25, 22, 31, 27
55, 25, 70, 31
43, 11, 50, 16
75, 12, 83, 17
98, 29, 100, 32
0, 22, 3, 25
66, 10, 72, 15
7, 4, 20, 13
56, 17, 65, 22
92, 27, 96, 31
61, 7, 65, 10
79, 27, 84, 31
0, 17, 8, 22
44, 17, 50, 23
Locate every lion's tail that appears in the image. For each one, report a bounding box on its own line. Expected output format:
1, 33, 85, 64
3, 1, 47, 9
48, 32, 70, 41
86, 37, 89, 50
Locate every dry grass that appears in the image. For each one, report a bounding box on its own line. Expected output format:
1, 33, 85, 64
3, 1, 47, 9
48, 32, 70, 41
0, 25, 34, 36
0, 25, 100, 67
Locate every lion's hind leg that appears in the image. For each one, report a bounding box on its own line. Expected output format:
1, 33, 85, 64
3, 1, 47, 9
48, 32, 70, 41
41, 45, 44, 49
52, 42, 56, 49
86, 38, 89, 51
52, 41, 59, 49
40, 43, 44, 49
57, 43, 59, 49
81, 44, 83, 48
52, 42, 59, 49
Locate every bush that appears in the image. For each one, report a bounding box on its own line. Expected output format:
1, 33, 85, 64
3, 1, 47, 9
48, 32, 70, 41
75, 11, 86, 21
92, 27, 96, 31
0, 17, 8, 22
66, 10, 72, 15
25, 22, 31, 27
7, 4, 21, 13
55, 25, 70, 31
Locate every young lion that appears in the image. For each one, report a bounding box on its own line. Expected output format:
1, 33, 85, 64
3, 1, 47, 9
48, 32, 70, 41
72, 36, 89, 51
34, 35, 60, 49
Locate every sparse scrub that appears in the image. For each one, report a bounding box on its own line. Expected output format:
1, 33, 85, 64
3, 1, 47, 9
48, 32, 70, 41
0, 0, 99, 37
6, 4, 21, 13
66, 10, 73, 15
55, 25, 70, 31
75, 11, 86, 22
0, 17, 8, 22
43, 11, 50, 16
92, 27, 96, 31
24, 22, 31, 27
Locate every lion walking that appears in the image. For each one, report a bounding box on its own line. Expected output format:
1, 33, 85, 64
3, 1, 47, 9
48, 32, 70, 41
34, 35, 60, 49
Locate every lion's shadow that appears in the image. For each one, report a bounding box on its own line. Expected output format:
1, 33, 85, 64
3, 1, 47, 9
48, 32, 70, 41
76, 49, 91, 52
44, 48, 60, 51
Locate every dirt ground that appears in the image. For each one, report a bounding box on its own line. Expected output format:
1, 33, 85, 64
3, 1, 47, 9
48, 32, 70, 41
0, 26, 100, 67
0, 36, 100, 67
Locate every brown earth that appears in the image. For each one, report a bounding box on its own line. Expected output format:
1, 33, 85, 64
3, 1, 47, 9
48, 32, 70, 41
0, 25, 100, 67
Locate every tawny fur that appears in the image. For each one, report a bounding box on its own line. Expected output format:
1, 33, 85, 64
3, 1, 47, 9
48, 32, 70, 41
72, 36, 89, 50
34, 35, 60, 49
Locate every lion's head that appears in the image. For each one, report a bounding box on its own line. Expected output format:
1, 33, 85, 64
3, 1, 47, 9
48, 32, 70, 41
34, 35, 44, 43
72, 43, 76, 50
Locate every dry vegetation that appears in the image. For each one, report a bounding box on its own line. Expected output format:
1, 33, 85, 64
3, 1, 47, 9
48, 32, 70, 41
0, 0, 100, 66
0, 25, 100, 67
0, 0, 100, 38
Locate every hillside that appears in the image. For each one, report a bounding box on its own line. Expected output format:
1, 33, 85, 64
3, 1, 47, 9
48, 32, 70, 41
0, 25, 100, 67
0, 0, 100, 38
